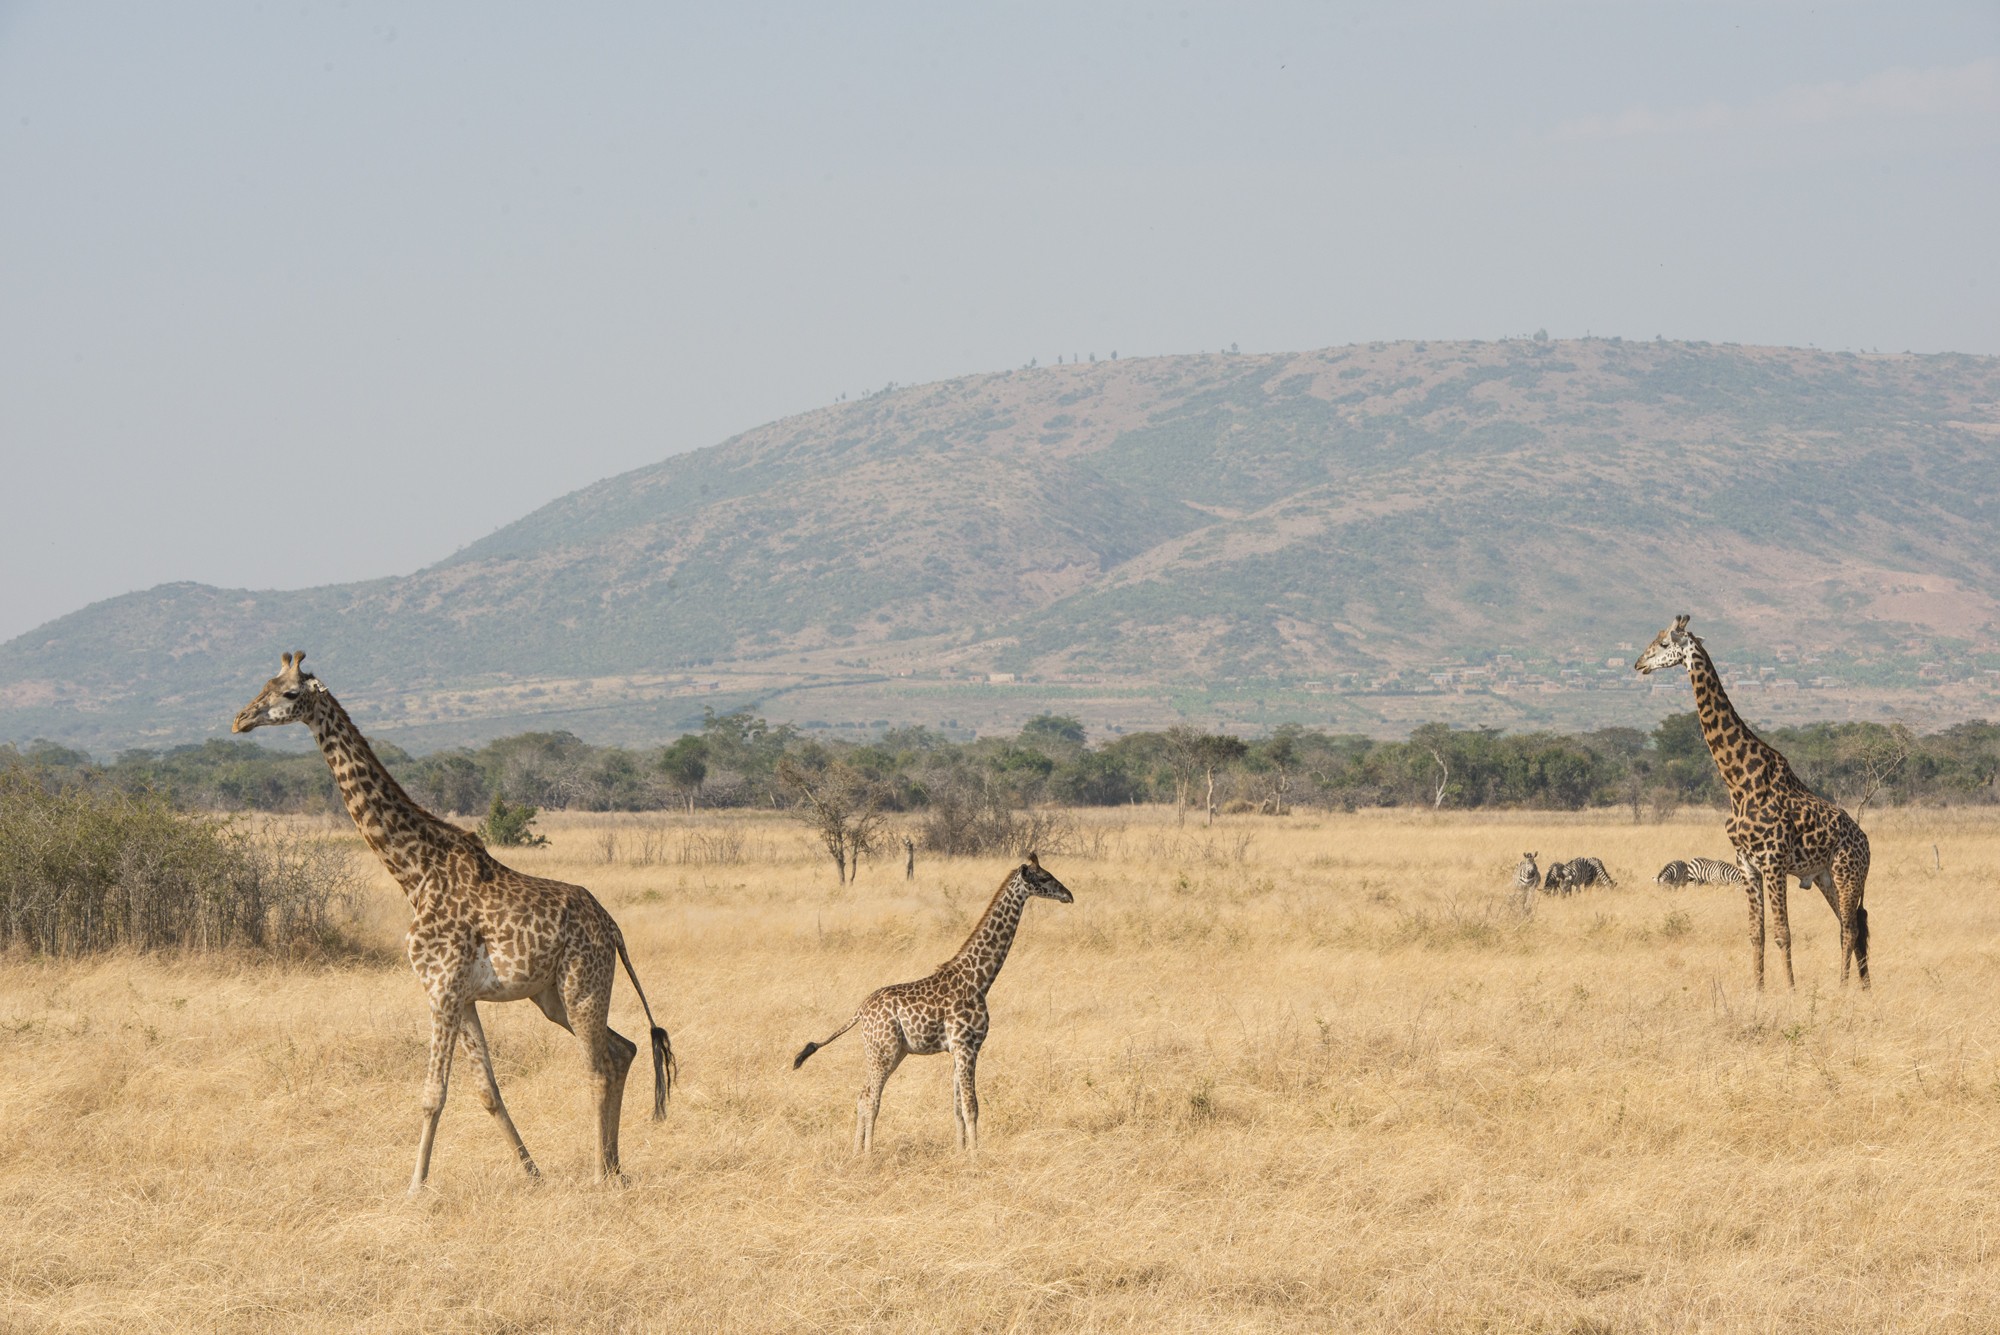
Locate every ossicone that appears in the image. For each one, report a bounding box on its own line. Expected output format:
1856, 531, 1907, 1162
1673, 614, 1691, 632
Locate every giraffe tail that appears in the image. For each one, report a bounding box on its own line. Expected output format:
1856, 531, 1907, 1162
611, 927, 676, 1120
1853, 903, 1870, 976
793, 1013, 860, 1069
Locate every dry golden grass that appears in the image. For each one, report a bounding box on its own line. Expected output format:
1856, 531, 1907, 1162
4, 806, 2000, 1333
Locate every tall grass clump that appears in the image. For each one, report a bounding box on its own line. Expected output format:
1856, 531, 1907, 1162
0, 773, 358, 955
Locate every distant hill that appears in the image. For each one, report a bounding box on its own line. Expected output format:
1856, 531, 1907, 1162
7, 338, 2000, 754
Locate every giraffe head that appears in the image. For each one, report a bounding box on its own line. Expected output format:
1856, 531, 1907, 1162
1016, 852, 1074, 903
1633, 614, 1699, 675
232, 651, 325, 732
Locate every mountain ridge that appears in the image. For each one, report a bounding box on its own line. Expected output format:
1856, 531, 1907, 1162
7, 338, 2000, 753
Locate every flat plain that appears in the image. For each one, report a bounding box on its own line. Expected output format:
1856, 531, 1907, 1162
3, 806, 1998, 1333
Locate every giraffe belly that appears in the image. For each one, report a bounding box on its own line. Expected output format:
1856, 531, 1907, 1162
897, 1013, 948, 1054
466, 941, 541, 1002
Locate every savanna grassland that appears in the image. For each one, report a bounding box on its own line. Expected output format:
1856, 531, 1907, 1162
4, 807, 1999, 1333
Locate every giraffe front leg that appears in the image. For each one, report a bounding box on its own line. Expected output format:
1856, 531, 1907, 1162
409, 1003, 461, 1195
458, 1003, 538, 1179
952, 1042, 981, 1152
1739, 859, 1766, 991
1766, 866, 1794, 990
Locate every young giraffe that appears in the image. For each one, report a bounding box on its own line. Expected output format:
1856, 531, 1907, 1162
1634, 615, 1871, 989
233, 652, 674, 1191
792, 855, 1073, 1152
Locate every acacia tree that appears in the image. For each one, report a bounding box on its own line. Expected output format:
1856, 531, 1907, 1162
1246, 731, 1299, 815
1196, 734, 1249, 825
656, 735, 708, 814
776, 758, 884, 884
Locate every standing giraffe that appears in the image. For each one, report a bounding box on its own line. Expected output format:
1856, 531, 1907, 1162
233, 653, 674, 1191
792, 854, 1073, 1152
1634, 616, 1871, 989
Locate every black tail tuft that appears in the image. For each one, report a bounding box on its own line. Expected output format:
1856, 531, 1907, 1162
650, 1025, 674, 1121
793, 1041, 821, 1070
1853, 905, 1870, 977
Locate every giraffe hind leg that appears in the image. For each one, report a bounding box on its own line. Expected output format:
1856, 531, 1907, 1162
1833, 850, 1871, 988
458, 1003, 538, 1178
856, 1041, 903, 1155
562, 959, 627, 1182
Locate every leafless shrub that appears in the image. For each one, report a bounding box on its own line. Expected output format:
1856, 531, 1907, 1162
678, 828, 746, 866
777, 759, 885, 883
918, 772, 1079, 858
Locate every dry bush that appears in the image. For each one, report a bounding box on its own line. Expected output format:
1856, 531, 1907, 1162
919, 774, 1080, 858
0, 775, 358, 956
677, 827, 745, 865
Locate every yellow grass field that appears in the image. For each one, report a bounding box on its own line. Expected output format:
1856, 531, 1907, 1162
4, 807, 1999, 1333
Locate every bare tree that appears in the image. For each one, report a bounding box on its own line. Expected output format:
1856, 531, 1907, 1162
776, 759, 884, 884
1161, 725, 1205, 827
1847, 721, 1915, 822
1428, 747, 1449, 810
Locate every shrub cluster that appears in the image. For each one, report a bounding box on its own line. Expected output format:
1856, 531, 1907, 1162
0, 772, 358, 956
7, 709, 1998, 823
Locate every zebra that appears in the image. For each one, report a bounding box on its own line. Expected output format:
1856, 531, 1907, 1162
1567, 856, 1615, 889
1655, 857, 1743, 887
1648, 855, 1744, 887
1514, 852, 1541, 892
1545, 856, 1615, 893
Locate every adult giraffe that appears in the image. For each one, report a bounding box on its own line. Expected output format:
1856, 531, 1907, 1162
234, 652, 673, 1191
1634, 615, 1871, 989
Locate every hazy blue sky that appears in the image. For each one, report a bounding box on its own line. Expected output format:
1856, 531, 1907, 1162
3, 2, 1996, 643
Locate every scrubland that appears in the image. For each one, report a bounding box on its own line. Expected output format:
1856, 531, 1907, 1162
3, 806, 1998, 1333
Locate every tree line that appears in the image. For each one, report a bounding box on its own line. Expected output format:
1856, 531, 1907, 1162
6, 708, 1998, 825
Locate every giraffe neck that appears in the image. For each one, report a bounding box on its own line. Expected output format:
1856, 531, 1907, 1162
1685, 638, 1795, 805
948, 874, 1032, 996
300, 688, 464, 902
